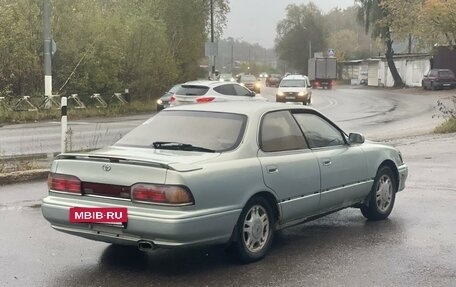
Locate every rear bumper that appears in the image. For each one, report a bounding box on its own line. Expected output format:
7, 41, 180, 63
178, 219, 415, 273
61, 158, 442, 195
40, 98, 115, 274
276, 95, 310, 103
435, 82, 456, 88
41, 195, 241, 248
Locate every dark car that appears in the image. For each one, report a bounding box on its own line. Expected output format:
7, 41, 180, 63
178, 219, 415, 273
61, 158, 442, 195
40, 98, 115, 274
422, 69, 456, 90
238, 74, 260, 93
266, 74, 282, 87
157, 84, 181, 111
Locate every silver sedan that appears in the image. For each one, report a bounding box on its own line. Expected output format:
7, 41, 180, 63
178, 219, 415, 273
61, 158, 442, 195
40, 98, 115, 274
42, 102, 408, 263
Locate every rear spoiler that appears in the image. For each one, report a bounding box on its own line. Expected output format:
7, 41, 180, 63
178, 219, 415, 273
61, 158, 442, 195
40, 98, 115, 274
56, 153, 202, 172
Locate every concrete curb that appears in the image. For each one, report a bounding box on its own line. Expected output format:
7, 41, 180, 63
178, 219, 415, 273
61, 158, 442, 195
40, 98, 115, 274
0, 169, 49, 185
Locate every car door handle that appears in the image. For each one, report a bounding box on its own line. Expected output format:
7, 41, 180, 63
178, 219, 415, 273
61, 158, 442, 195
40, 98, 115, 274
267, 166, 279, 173
322, 160, 332, 166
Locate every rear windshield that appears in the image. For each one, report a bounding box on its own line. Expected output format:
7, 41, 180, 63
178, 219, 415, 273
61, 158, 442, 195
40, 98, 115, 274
280, 79, 305, 87
241, 75, 256, 81
176, 85, 209, 96
438, 70, 455, 78
115, 111, 247, 152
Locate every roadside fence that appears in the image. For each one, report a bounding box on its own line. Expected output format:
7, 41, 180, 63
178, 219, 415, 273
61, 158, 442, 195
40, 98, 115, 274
0, 92, 130, 112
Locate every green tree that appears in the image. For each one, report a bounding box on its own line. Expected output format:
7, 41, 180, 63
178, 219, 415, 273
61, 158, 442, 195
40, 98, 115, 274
356, 0, 404, 87
324, 6, 383, 60
0, 0, 42, 96
0, 0, 230, 100
275, 2, 326, 74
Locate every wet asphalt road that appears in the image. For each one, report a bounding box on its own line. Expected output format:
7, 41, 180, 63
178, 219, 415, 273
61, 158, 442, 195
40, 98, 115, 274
1, 87, 456, 286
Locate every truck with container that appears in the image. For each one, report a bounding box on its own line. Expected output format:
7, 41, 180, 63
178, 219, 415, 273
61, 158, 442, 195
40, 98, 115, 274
308, 57, 337, 89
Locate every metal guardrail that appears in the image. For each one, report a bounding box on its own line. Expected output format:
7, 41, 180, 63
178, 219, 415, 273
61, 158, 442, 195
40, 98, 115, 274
0, 92, 130, 112
91, 93, 108, 108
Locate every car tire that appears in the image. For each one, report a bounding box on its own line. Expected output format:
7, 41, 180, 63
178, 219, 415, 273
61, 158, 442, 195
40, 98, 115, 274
431, 82, 436, 91
232, 196, 274, 263
422, 81, 427, 90
360, 166, 397, 221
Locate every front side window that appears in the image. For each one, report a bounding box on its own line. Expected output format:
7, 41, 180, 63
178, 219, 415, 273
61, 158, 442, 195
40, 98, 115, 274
260, 111, 307, 152
115, 111, 247, 152
293, 113, 345, 148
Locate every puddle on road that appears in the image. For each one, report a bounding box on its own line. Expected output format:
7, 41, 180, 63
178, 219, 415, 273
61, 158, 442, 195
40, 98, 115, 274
0, 200, 42, 211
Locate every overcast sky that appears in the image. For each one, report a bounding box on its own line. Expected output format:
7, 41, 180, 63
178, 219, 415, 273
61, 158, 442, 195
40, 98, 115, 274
224, 0, 356, 48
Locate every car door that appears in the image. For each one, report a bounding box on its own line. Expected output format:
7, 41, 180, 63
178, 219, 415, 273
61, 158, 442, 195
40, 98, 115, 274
293, 111, 369, 213
257, 110, 321, 222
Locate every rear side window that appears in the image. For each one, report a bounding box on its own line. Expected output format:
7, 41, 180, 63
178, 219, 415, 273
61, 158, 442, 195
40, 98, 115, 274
176, 85, 209, 96
260, 111, 307, 152
214, 84, 236, 95
233, 85, 251, 96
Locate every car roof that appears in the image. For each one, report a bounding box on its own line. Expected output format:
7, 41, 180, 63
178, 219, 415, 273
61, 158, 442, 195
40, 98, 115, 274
182, 80, 238, 87
164, 101, 315, 117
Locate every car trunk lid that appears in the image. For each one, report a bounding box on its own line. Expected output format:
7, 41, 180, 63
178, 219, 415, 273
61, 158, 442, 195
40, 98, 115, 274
52, 146, 220, 199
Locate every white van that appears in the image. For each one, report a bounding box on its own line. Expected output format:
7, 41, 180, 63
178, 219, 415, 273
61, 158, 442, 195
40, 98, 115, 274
276, 74, 312, 105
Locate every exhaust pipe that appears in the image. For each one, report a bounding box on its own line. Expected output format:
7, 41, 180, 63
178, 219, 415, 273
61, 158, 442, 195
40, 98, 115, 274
137, 240, 156, 252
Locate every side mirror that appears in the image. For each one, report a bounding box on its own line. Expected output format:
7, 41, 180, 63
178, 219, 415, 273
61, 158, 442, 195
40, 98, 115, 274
250, 91, 256, 97
349, 132, 365, 144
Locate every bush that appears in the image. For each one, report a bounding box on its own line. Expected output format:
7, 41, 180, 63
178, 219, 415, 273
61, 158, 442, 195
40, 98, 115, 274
434, 96, 456, 133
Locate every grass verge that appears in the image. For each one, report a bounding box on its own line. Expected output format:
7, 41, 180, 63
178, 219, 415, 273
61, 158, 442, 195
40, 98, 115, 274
0, 101, 155, 124
434, 118, 456, 134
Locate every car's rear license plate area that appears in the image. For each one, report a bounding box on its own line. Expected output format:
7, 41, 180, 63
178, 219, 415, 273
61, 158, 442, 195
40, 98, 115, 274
69, 207, 128, 224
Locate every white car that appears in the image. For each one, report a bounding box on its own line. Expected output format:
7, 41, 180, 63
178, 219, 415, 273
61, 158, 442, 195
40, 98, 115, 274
276, 74, 312, 105
170, 81, 265, 106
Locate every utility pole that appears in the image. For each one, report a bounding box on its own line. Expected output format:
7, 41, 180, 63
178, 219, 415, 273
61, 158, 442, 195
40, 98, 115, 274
309, 40, 312, 59
210, 0, 215, 79
43, 0, 52, 99
231, 42, 234, 74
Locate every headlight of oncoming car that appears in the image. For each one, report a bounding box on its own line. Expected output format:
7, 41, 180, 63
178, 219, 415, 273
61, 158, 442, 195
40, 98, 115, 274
156, 99, 163, 105
277, 91, 284, 96
298, 91, 306, 96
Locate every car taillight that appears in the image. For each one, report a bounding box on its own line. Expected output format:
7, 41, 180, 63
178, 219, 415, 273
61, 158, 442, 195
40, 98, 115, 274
196, 96, 215, 103
131, 184, 194, 205
170, 95, 175, 102
48, 173, 81, 194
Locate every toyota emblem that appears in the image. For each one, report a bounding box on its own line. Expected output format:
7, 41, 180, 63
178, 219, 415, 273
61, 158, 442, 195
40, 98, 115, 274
102, 164, 112, 172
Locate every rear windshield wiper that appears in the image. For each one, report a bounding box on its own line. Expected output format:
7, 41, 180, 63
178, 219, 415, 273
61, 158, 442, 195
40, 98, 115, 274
152, 141, 216, 153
